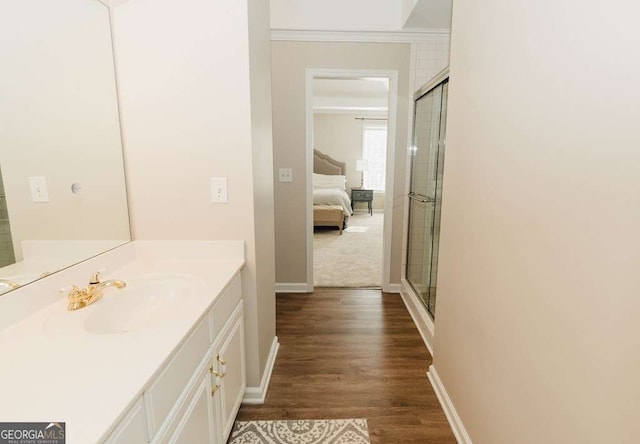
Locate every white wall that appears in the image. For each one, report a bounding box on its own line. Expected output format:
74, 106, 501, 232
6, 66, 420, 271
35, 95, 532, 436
433, 0, 640, 442
111, 0, 276, 388
0, 0, 130, 262
314, 113, 363, 190
247, 0, 277, 384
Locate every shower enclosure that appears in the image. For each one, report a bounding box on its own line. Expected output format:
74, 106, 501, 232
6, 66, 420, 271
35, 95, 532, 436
0, 167, 16, 267
406, 70, 448, 318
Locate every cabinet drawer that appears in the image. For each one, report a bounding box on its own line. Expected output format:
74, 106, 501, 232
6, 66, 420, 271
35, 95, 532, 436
147, 315, 211, 434
209, 274, 241, 341
352, 190, 373, 200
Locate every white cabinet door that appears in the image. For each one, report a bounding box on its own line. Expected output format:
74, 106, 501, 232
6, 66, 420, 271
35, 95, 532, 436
148, 316, 211, 434
105, 397, 147, 443
212, 302, 245, 442
168, 366, 215, 444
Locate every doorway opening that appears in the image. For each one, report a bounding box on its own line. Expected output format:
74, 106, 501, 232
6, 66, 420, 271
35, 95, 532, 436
305, 69, 398, 292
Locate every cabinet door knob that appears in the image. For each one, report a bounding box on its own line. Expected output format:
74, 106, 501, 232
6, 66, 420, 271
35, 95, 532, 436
211, 383, 220, 397
209, 365, 221, 377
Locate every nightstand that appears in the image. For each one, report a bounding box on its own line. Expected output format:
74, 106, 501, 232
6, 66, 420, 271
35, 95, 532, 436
351, 189, 373, 215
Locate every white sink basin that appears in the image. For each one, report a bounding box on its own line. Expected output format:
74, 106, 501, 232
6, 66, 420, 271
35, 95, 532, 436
43, 274, 205, 335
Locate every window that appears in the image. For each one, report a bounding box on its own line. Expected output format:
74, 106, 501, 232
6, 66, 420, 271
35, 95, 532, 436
362, 124, 387, 191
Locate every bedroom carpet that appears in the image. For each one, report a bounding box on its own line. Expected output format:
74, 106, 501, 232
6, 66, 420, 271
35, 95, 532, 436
314, 212, 383, 287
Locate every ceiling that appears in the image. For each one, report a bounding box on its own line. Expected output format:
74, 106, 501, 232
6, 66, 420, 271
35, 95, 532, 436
270, 0, 452, 32
403, 0, 452, 29
313, 78, 389, 116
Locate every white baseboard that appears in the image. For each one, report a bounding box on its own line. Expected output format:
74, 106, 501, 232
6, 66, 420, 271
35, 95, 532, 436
399, 279, 435, 355
275, 283, 310, 293
427, 365, 472, 444
277, 282, 399, 293
242, 336, 279, 404
384, 283, 401, 294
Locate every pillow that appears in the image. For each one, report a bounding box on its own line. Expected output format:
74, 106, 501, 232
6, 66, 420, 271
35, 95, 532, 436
313, 173, 346, 190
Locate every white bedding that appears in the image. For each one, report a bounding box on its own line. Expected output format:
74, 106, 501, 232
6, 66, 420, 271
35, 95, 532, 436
313, 188, 352, 217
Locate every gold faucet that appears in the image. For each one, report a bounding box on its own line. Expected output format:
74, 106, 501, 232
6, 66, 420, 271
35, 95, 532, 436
67, 270, 126, 311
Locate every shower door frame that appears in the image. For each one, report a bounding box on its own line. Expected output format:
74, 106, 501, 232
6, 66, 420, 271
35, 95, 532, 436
401, 68, 449, 351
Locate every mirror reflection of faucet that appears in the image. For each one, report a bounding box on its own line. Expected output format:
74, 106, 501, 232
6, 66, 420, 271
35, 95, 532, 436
67, 270, 126, 311
0, 279, 20, 293
0, 272, 54, 295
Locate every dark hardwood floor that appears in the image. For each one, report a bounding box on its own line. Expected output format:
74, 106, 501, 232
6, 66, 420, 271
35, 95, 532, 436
236, 288, 456, 443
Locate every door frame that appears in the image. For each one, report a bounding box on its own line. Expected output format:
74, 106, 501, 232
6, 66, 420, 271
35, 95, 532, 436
305, 68, 399, 292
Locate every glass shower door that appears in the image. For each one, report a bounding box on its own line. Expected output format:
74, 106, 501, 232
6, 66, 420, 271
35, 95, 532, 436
426, 82, 448, 315
406, 78, 448, 318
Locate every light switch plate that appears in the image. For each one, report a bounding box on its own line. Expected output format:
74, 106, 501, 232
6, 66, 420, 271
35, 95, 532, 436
210, 177, 228, 203
279, 168, 293, 182
28, 176, 49, 202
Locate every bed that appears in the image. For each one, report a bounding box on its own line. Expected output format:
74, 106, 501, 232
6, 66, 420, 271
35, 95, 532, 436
313, 150, 353, 233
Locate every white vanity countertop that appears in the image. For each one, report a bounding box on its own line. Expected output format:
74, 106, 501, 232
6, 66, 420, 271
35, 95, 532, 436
0, 254, 244, 443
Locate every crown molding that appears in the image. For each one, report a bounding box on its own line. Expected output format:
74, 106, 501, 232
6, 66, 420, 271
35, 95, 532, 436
313, 106, 388, 116
270, 29, 450, 43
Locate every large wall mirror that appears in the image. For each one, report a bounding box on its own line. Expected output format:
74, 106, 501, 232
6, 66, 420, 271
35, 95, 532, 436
0, 0, 131, 295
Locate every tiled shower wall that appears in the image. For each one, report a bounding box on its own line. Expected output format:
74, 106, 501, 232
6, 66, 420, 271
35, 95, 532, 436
0, 167, 16, 267
410, 34, 451, 94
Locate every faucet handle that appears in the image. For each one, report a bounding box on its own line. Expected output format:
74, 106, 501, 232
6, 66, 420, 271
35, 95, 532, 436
89, 272, 101, 285
67, 285, 89, 302
89, 267, 106, 285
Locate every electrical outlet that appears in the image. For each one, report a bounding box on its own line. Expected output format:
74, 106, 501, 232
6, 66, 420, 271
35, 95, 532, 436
279, 168, 293, 182
210, 177, 228, 203
28, 176, 49, 202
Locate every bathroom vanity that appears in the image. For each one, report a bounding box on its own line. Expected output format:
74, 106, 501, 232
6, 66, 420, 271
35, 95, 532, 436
0, 241, 246, 443
105, 271, 245, 443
